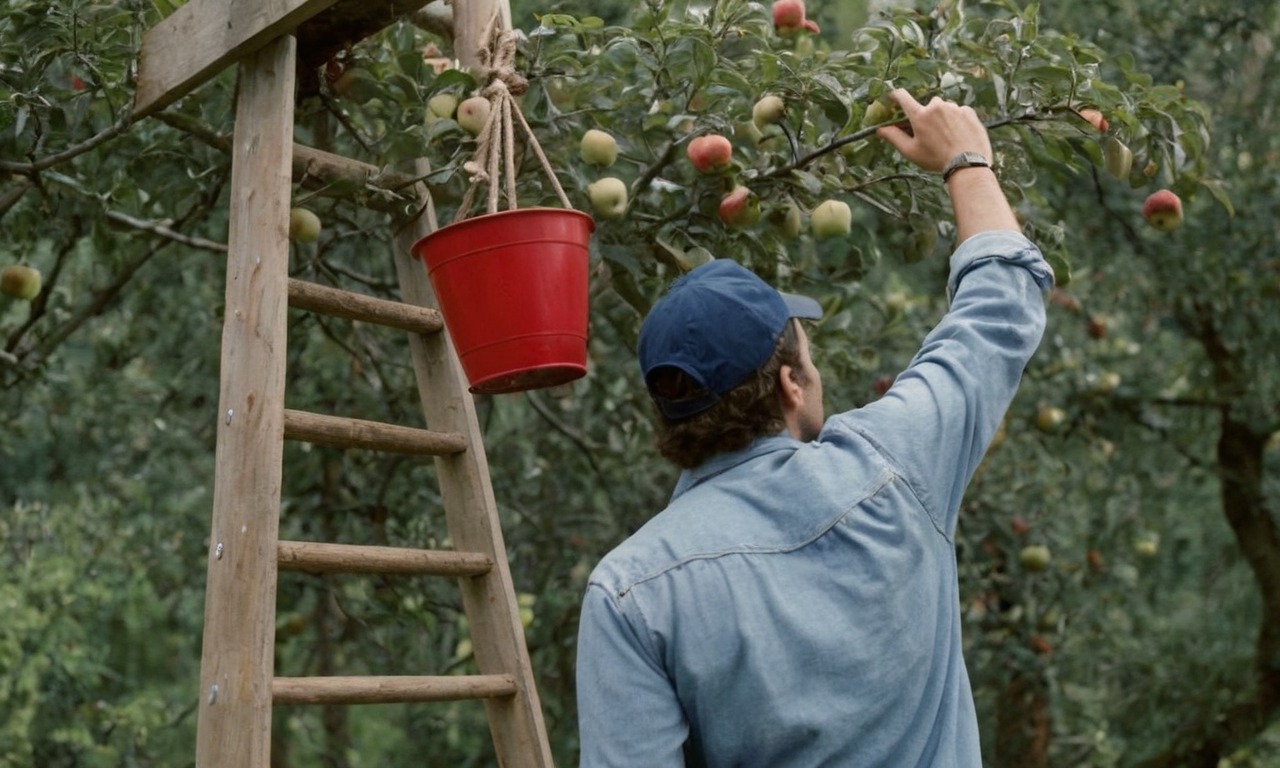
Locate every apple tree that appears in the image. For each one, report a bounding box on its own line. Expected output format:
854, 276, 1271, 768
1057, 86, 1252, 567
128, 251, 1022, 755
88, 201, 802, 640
0, 0, 1239, 765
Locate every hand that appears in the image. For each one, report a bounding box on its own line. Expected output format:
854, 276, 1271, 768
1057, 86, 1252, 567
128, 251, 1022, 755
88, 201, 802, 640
875, 89, 993, 173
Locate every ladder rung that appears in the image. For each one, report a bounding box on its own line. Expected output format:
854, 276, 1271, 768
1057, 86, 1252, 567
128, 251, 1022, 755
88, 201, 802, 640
283, 409, 466, 455
273, 674, 519, 706
278, 540, 493, 577
287, 278, 443, 335
291, 143, 419, 214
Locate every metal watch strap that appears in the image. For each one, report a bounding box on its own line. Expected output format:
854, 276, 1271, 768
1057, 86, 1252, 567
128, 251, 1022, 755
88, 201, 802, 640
942, 151, 991, 182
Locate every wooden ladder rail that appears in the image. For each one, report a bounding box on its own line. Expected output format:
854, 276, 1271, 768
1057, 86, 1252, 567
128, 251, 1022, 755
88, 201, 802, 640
195, 31, 553, 768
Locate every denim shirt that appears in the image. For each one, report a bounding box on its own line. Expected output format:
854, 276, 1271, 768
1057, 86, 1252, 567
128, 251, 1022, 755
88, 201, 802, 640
576, 231, 1053, 767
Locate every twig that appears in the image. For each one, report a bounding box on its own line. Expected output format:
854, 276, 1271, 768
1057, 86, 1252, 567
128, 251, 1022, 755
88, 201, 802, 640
105, 210, 228, 253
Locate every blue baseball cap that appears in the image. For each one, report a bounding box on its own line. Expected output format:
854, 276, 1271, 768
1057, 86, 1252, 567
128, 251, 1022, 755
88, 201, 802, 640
638, 259, 823, 420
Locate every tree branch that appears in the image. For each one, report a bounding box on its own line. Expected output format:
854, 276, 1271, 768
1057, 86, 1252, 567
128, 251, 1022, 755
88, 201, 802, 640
104, 210, 228, 253
0, 114, 134, 175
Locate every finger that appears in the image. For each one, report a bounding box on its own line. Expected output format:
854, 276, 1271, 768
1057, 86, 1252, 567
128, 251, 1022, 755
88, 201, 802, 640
887, 88, 923, 116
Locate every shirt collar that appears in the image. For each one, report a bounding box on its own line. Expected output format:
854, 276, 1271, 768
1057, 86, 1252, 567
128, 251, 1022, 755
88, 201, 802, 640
670, 432, 802, 501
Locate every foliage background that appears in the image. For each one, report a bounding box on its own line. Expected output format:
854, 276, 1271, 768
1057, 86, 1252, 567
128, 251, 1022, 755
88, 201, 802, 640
1, 0, 1277, 766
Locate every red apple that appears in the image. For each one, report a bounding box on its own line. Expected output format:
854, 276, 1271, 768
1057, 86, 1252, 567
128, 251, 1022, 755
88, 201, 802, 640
772, 0, 820, 35
1079, 108, 1108, 133
718, 186, 761, 228
687, 134, 733, 173
1142, 189, 1183, 231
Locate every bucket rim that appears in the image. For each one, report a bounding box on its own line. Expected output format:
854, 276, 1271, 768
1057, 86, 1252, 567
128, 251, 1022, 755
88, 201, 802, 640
412, 207, 594, 253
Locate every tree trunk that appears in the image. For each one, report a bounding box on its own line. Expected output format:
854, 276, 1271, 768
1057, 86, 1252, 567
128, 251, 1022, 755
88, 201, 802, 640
995, 667, 1051, 768
1137, 313, 1280, 766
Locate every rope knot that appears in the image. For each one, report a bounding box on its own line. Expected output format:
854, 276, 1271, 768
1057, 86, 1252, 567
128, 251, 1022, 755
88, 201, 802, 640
451, 14, 570, 224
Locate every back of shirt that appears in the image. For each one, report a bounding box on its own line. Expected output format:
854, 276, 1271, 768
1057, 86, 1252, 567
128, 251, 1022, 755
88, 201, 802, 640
581, 434, 980, 767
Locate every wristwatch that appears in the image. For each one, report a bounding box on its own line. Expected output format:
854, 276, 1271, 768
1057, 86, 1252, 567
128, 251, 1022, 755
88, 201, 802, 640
941, 151, 991, 182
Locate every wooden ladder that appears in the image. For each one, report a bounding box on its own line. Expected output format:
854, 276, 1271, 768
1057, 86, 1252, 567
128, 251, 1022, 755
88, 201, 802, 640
131, 3, 554, 766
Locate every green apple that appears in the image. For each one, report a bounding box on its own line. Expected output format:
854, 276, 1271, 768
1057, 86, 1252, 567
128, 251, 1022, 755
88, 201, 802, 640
1142, 189, 1183, 231
456, 96, 491, 137
579, 129, 619, 168
0, 264, 42, 300
717, 186, 761, 229
780, 200, 802, 238
752, 95, 786, 128
1103, 137, 1132, 181
861, 98, 895, 128
1019, 545, 1052, 572
425, 92, 458, 124
288, 208, 322, 243
587, 177, 628, 219
810, 199, 852, 240
1034, 404, 1067, 433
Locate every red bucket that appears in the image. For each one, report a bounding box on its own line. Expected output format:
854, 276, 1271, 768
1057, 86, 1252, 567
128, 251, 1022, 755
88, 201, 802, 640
412, 208, 595, 395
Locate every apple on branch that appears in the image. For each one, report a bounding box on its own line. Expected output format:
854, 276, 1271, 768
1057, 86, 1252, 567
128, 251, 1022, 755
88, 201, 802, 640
456, 96, 491, 137
687, 134, 733, 174
425, 93, 458, 126
580, 129, 619, 168
752, 95, 786, 129
1019, 545, 1053, 573
587, 177, 628, 220
1034, 404, 1067, 434
1079, 107, 1108, 133
1103, 137, 1132, 181
810, 199, 852, 240
0, 264, 42, 301
1142, 189, 1183, 231
289, 208, 322, 243
718, 187, 761, 229
772, 0, 820, 36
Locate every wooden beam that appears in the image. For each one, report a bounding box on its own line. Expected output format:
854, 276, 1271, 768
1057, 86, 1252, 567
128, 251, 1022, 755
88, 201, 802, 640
391, 160, 556, 766
134, 0, 342, 118
295, 0, 439, 83
286, 278, 444, 334
194, 35, 297, 768
291, 143, 420, 215
454, 0, 510, 70
282, 409, 467, 455
277, 540, 493, 576
134, 0, 441, 118
273, 675, 518, 705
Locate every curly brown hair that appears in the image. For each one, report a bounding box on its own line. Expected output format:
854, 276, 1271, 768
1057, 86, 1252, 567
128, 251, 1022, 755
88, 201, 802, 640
649, 320, 808, 469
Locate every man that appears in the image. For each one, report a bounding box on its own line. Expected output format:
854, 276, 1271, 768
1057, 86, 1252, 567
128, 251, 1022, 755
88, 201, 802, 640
575, 89, 1054, 766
